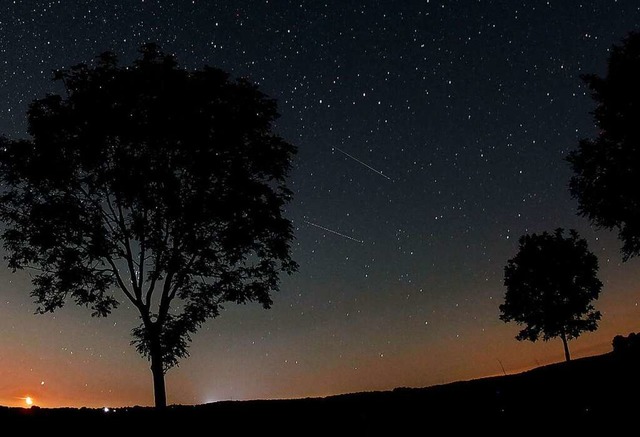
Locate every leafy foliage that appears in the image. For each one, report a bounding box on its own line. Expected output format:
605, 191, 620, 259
131, 314, 195, 372
567, 31, 640, 260
0, 44, 298, 378
500, 229, 602, 344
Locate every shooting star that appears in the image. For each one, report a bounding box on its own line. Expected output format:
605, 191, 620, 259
304, 220, 363, 244
333, 146, 392, 181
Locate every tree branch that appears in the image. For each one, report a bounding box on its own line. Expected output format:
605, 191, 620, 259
23, 265, 56, 274
168, 252, 200, 302
115, 201, 142, 301
74, 185, 119, 232
104, 255, 139, 308
137, 208, 147, 293
145, 219, 171, 311
157, 269, 175, 324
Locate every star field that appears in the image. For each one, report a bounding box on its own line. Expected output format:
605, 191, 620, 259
1, 0, 640, 407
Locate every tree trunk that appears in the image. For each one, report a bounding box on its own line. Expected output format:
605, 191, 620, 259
149, 334, 167, 409
560, 332, 571, 362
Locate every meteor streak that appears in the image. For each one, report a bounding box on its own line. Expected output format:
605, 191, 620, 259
304, 220, 363, 243
333, 147, 392, 181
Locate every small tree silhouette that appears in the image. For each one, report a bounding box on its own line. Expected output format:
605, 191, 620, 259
500, 229, 602, 362
0, 44, 297, 408
612, 333, 640, 356
567, 31, 640, 260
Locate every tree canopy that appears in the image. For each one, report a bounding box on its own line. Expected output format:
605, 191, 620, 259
500, 229, 602, 362
0, 44, 297, 407
567, 31, 640, 260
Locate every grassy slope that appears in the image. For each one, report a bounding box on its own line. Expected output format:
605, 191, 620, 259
2, 351, 637, 433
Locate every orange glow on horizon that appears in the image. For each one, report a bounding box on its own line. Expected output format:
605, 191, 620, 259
0, 267, 638, 409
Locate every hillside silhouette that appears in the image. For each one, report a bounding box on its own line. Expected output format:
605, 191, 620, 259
3, 338, 639, 434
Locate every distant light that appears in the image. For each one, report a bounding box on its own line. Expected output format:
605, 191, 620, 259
25, 396, 33, 406
103, 407, 110, 413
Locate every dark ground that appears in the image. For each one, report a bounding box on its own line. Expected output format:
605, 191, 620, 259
2, 350, 638, 434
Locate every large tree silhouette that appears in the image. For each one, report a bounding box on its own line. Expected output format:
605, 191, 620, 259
0, 44, 297, 408
567, 31, 640, 260
500, 229, 602, 362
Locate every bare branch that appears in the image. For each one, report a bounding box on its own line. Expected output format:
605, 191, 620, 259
157, 269, 175, 324
137, 208, 147, 293
115, 202, 142, 301
145, 219, 172, 311
23, 265, 56, 274
74, 185, 119, 234
104, 255, 139, 308
168, 252, 200, 302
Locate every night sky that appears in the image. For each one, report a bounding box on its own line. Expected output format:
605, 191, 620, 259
1, 0, 640, 408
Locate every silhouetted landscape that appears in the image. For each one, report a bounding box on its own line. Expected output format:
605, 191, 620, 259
2, 2, 640, 429
3, 335, 638, 433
